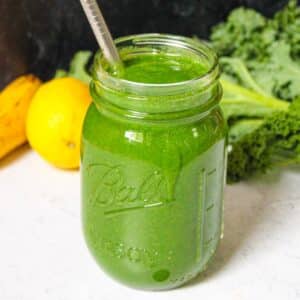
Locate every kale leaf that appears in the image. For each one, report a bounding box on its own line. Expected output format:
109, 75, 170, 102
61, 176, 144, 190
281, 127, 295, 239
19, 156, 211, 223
55, 51, 92, 84
227, 98, 300, 182
211, 0, 300, 101
211, 0, 300, 181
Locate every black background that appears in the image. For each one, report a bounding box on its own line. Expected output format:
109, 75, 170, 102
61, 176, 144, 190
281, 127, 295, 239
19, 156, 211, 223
0, 0, 292, 88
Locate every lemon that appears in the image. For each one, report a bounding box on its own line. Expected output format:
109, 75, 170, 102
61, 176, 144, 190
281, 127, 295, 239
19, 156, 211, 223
26, 78, 92, 169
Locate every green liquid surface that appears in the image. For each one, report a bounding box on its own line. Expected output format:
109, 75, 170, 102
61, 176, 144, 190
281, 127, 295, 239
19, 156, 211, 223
121, 53, 207, 83
82, 48, 226, 290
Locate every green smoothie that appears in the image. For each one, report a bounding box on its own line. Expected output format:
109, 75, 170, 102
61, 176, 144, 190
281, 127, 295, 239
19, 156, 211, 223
81, 34, 226, 290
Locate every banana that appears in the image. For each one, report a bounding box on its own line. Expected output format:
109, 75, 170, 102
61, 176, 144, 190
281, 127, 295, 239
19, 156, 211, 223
0, 75, 41, 159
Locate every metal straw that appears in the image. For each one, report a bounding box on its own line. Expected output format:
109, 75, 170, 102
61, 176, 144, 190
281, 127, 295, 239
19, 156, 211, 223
79, 0, 123, 70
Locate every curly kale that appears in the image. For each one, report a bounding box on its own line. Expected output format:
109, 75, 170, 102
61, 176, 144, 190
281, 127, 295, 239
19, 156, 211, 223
220, 57, 300, 182
209, 0, 300, 182
211, 7, 270, 62
219, 77, 300, 182
211, 0, 300, 101
227, 99, 300, 182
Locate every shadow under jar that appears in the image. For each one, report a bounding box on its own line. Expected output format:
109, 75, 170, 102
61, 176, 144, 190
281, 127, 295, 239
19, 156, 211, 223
81, 34, 227, 290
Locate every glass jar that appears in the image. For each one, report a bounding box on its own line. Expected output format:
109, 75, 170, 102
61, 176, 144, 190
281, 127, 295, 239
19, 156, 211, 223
81, 34, 227, 290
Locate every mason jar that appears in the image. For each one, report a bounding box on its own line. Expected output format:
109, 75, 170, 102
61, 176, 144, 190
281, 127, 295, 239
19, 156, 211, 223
81, 34, 227, 290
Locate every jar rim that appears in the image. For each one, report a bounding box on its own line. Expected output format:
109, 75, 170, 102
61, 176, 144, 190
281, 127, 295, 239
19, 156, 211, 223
93, 33, 220, 95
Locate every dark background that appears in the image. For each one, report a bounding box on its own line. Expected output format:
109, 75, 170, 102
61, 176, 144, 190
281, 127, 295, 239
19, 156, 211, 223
0, 0, 292, 89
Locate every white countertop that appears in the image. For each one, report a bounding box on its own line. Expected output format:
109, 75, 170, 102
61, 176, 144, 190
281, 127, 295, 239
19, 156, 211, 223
1, 146, 300, 300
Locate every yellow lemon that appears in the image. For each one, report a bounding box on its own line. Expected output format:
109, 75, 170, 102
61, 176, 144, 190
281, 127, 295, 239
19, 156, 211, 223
26, 77, 92, 169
